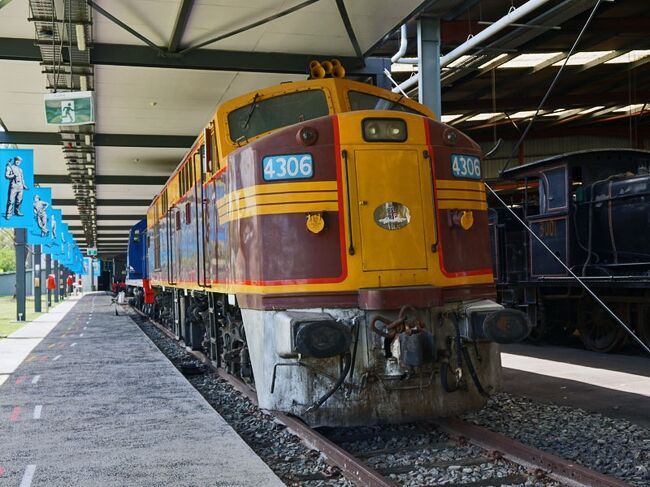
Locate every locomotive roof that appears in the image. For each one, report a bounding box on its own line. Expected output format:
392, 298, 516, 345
501, 148, 650, 179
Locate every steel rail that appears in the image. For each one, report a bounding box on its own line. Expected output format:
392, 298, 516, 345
436, 418, 631, 487
131, 306, 632, 487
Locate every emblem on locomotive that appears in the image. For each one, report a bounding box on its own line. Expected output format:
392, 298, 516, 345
373, 201, 410, 230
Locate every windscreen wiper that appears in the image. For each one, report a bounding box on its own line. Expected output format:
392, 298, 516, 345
242, 93, 260, 130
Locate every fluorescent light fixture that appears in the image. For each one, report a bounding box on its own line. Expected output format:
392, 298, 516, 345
499, 52, 564, 68
447, 55, 474, 68
613, 104, 646, 113
87, 167, 93, 175
542, 109, 569, 117
579, 106, 605, 114
84, 134, 91, 145
478, 54, 509, 70
75, 24, 86, 51
467, 112, 503, 122
441, 114, 463, 123
86, 153, 92, 162
553, 51, 613, 66
605, 50, 650, 64
510, 110, 538, 119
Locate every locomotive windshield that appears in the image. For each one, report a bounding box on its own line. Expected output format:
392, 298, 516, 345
228, 89, 329, 142
348, 91, 425, 116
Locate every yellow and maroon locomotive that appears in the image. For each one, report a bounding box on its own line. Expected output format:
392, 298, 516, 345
144, 63, 529, 426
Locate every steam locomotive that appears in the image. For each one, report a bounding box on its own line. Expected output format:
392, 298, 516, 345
127, 61, 530, 426
489, 149, 650, 352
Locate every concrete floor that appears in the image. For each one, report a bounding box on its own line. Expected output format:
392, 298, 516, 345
501, 343, 650, 428
0, 293, 283, 487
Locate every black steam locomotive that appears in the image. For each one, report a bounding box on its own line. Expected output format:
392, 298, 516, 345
489, 149, 650, 352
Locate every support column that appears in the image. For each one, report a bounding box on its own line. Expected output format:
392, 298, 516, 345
46, 253, 51, 308
34, 245, 42, 313
15, 228, 26, 321
54, 260, 59, 303
417, 17, 441, 119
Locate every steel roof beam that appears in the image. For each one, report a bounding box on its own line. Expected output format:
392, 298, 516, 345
335, 0, 363, 60
168, 0, 194, 52
54, 199, 151, 206
1, 131, 194, 147
37, 175, 167, 185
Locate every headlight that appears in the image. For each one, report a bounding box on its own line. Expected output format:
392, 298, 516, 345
362, 118, 407, 142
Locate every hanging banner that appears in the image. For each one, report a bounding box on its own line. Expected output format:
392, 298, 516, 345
0, 149, 36, 229
26, 187, 54, 245
45, 208, 63, 253
53, 222, 69, 260
92, 259, 101, 276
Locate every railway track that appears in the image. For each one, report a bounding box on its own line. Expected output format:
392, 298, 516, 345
130, 305, 631, 487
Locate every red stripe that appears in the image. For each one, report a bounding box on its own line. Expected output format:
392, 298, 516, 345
15, 376, 26, 385
10, 406, 20, 422
0, 466, 5, 477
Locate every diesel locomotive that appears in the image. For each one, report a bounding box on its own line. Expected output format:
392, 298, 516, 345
129, 62, 530, 426
489, 149, 650, 353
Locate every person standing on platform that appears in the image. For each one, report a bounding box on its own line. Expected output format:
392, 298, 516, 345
66, 274, 74, 295
5, 155, 28, 219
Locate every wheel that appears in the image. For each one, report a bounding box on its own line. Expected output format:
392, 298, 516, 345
577, 301, 627, 353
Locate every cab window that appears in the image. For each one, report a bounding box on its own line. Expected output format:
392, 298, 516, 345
228, 89, 329, 142
348, 91, 424, 116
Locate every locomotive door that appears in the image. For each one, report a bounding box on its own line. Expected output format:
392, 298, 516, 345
354, 149, 428, 271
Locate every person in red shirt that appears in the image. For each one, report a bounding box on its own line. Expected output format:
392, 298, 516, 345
66, 275, 73, 295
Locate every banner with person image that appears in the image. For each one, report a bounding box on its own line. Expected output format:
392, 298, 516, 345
26, 187, 54, 245
0, 148, 37, 230
43, 208, 63, 254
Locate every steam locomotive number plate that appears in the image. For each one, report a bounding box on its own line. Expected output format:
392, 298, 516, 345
451, 154, 481, 179
263, 154, 313, 181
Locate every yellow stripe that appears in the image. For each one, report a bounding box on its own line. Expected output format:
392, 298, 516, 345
217, 181, 338, 208
436, 189, 485, 201
436, 179, 485, 191
437, 200, 487, 211
221, 201, 339, 223
218, 191, 338, 217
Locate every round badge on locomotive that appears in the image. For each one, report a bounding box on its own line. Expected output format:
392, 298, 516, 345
373, 201, 411, 230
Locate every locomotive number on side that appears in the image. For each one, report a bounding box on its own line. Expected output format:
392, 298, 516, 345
263, 154, 313, 181
451, 154, 481, 179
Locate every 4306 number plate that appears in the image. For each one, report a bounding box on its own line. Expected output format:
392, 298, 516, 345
262, 154, 313, 181
451, 154, 481, 179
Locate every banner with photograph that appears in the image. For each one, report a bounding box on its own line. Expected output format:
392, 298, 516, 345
0, 148, 36, 230
26, 187, 54, 245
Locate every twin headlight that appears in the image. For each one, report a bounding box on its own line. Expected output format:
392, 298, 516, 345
362, 118, 407, 142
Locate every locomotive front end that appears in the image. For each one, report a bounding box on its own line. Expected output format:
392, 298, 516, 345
234, 107, 530, 426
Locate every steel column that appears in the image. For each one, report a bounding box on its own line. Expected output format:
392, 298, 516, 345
15, 228, 26, 321
418, 17, 441, 119
34, 245, 42, 313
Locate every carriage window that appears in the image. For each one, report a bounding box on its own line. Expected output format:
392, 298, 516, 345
228, 89, 329, 142
153, 223, 161, 269
348, 91, 425, 115
175, 211, 181, 231
539, 167, 567, 212
185, 202, 192, 224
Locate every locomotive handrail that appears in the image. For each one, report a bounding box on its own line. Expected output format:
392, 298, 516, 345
423, 150, 439, 252
341, 150, 355, 256
486, 182, 650, 356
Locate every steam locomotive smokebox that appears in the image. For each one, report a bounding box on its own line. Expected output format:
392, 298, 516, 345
275, 312, 351, 358
588, 174, 650, 264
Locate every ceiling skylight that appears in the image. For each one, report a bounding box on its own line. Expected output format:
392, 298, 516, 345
441, 114, 463, 123
578, 106, 605, 114
499, 52, 564, 68
478, 54, 509, 69
467, 112, 503, 121
447, 55, 475, 68
613, 104, 646, 113
605, 50, 650, 64
510, 110, 538, 119
553, 51, 613, 66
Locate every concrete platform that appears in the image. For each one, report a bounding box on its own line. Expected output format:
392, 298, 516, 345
0, 293, 284, 486
501, 343, 650, 428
